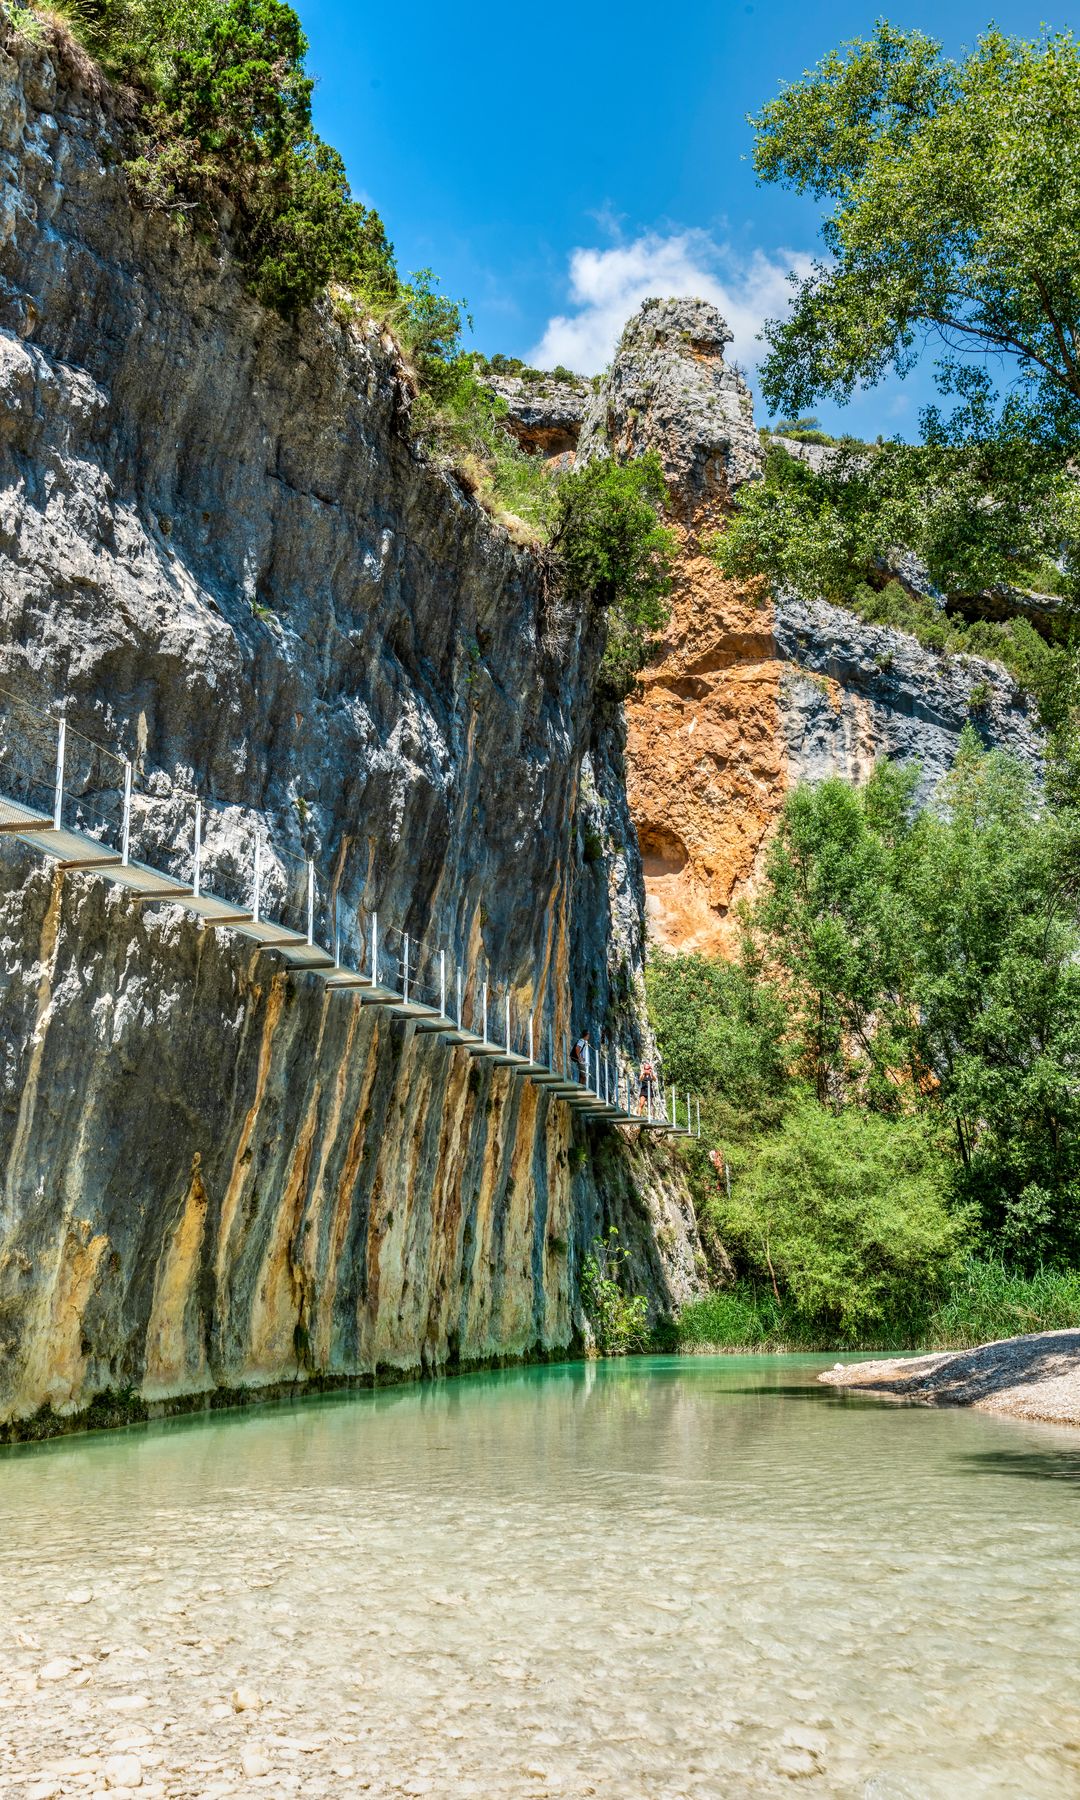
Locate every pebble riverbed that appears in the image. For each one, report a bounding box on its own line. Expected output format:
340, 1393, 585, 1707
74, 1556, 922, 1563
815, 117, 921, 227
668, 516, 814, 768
2, 1357, 1080, 1799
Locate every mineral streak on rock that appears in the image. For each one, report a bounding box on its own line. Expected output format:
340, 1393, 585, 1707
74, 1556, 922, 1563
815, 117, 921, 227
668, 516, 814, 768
585, 297, 1044, 953
0, 14, 702, 1431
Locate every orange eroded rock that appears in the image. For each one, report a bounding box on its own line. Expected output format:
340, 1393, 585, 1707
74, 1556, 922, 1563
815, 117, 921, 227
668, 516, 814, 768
625, 520, 787, 955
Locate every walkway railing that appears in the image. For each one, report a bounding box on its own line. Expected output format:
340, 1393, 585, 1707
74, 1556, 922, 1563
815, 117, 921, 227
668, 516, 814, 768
0, 687, 700, 1136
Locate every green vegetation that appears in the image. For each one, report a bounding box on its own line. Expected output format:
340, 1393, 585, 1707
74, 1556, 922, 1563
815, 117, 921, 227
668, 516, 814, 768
59, 0, 397, 315
712, 439, 1072, 712
469, 353, 581, 387
769, 415, 869, 449
752, 23, 1080, 440
675, 1261, 1080, 1353
551, 451, 675, 693
650, 727, 1080, 1349
841, 578, 1063, 704
581, 1229, 651, 1355
718, 23, 1080, 700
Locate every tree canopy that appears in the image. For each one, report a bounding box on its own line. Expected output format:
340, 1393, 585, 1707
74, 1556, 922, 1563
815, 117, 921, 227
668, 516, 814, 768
753, 23, 1080, 440
718, 25, 1080, 637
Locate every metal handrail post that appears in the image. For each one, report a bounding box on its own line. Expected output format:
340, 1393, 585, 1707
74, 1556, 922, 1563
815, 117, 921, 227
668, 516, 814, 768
306, 861, 315, 945
252, 838, 262, 925
53, 716, 66, 831
482, 980, 488, 1044
403, 934, 409, 1004
193, 800, 202, 897
440, 950, 446, 1019
121, 760, 132, 866
505, 994, 511, 1054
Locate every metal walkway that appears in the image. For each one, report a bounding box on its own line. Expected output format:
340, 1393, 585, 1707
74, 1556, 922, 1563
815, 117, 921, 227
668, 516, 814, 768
0, 689, 700, 1137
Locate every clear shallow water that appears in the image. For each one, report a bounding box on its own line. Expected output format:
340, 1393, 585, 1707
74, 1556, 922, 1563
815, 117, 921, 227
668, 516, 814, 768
1, 1357, 1079, 1800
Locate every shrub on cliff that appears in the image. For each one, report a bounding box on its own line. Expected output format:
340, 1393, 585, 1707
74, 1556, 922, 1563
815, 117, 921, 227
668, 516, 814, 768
581, 1229, 651, 1355
55, 0, 397, 313
551, 452, 675, 694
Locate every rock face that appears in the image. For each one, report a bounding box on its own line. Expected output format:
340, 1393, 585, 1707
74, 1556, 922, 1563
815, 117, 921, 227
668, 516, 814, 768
0, 14, 702, 1431
482, 370, 590, 461
578, 297, 762, 509
583, 298, 1044, 953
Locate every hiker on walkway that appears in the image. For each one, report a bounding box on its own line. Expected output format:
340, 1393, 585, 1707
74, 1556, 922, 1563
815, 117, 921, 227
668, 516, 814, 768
570, 1029, 590, 1086
637, 1059, 656, 1116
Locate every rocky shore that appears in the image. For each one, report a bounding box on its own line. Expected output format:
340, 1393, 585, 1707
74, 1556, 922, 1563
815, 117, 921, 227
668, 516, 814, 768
820, 1329, 1080, 1427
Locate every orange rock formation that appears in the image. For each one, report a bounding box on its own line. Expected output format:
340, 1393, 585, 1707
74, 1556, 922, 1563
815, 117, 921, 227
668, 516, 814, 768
625, 519, 785, 955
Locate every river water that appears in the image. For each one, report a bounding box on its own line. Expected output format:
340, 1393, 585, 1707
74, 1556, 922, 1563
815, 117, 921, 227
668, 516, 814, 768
2, 1356, 1079, 1799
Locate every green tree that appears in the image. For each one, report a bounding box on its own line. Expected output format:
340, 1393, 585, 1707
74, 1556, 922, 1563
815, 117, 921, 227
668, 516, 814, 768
718, 25, 1080, 609
551, 452, 675, 694
753, 24, 1080, 435
714, 1100, 965, 1339
743, 734, 1080, 1264
753, 761, 920, 1106
646, 948, 788, 1121
905, 733, 1080, 1262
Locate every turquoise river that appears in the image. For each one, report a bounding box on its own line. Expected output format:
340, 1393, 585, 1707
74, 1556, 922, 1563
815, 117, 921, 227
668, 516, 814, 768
1, 1356, 1079, 1798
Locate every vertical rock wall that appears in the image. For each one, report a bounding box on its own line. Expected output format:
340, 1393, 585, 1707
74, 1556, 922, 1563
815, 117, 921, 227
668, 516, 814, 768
0, 16, 702, 1432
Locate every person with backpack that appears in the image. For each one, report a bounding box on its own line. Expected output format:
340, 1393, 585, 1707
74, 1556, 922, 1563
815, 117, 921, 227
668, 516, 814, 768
637, 1059, 656, 1116
570, 1029, 590, 1086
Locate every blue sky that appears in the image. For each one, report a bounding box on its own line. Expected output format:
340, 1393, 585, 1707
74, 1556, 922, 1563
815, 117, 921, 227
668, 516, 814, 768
301, 0, 1073, 438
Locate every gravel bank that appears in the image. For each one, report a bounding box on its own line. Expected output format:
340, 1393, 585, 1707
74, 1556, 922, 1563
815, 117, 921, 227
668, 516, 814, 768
820, 1329, 1080, 1426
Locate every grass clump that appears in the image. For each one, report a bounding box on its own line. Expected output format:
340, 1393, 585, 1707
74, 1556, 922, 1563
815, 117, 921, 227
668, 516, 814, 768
675, 1261, 1080, 1354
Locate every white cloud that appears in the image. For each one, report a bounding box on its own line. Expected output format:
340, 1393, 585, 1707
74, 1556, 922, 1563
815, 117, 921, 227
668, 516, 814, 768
529, 228, 814, 386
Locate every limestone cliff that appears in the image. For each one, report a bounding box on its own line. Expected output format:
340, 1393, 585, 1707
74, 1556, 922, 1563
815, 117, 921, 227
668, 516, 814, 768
0, 15, 702, 1432
580, 300, 1045, 953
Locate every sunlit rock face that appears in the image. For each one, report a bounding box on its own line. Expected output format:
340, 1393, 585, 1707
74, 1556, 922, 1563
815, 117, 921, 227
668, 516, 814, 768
0, 15, 703, 1431
577, 296, 763, 511
482, 370, 590, 461
583, 298, 1043, 954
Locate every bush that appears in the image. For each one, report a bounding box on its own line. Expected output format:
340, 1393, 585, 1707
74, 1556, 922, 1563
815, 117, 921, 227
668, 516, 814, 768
581, 1228, 651, 1355
710, 1100, 968, 1340
843, 578, 1069, 713
56, 0, 398, 316
551, 451, 675, 694
674, 1259, 1080, 1353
